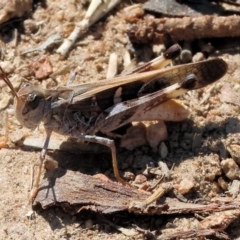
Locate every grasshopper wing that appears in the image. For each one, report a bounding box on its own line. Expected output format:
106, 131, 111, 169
69, 58, 227, 112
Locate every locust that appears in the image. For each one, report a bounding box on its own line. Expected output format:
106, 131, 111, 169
0, 44, 227, 200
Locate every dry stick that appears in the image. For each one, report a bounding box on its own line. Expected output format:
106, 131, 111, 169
141, 182, 172, 207
158, 228, 229, 240
56, 0, 120, 56
129, 182, 173, 211
160, 15, 240, 41
130, 15, 240, 43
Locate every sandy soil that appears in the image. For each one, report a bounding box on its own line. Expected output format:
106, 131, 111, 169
1, 0, 240, 239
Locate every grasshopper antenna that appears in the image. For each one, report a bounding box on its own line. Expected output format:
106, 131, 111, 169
0, 67, 19, 100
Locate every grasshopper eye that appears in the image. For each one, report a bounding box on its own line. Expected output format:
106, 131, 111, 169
27, 93, 37, 102
22, 82, 31, 87
23, 93, 43, 113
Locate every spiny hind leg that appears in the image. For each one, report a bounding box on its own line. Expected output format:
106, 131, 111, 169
71, 133, 127, 186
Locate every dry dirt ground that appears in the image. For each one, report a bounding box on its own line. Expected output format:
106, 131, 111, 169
1, 0, 240, 239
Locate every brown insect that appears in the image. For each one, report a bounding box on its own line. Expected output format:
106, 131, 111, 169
0, 44, 227, 200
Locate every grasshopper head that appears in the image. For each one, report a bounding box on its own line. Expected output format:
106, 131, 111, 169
0, 67, 46, 129
15, 84, 47, 129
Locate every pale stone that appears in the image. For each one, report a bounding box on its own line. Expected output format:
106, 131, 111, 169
221, 158, 240, 180
228, 180, 240, 198
144, 120, 168, 148
134, 174, 147, 184
174, 178, 194, 194
159, 142, 168, 159
227, 144, 240, 165
217, 177, 228, 191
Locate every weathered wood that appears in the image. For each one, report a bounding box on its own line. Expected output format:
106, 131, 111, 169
33, 168, 150, 214
34, 168, 240, 216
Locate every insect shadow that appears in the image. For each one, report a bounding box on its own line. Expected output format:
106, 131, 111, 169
32, 116, 240, 201
31, 116, 240, 239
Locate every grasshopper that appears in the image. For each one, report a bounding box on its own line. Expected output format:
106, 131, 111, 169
0, 44, 227, 200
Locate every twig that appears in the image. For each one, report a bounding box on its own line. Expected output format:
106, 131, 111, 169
21, 33, 62, 55
56, 0, 121, 57
128, 15, 240, 43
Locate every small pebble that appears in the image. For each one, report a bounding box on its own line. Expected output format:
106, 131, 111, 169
221, 158, 240, 180
159, 142, 168, 159
228, 180, 240, 198
31, 56, 53, 79
123, 171, 135, 181
174, 178, 194, 194
192, 52, 205, 63
227, 144, 240, 165
0, 61, 14, 74
124, 4, 144, 23
207, 182, 220, 198
134, 174, 147, 184
158, 161, 170, 179
145, 120, 168, 148
217, 177, 228, 191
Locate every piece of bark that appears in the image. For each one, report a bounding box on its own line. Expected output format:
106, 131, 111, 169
198, 210, 240, 230
158, 228, 230, 240
130, 197, 240, 215
33, 168, 151, 214
34, 168, 240, 215
157, 209, 240, 239
127, 15, 240, 44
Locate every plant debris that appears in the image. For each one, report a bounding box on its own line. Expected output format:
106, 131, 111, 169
34, 168, 240, 238
127, 15, 240, 44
